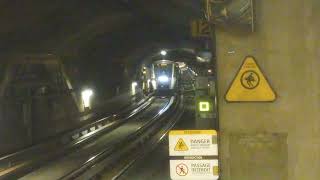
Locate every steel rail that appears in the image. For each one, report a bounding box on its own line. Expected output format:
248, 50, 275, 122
112, 96, 184, 180
0, 95, 154, 179
59, 96, 178, 180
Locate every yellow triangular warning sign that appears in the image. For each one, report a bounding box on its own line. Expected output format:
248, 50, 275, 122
225, 56, 276, 102
174, 138, 189, 151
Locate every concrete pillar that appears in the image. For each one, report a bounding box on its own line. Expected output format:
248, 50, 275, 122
215, 0, 320, 180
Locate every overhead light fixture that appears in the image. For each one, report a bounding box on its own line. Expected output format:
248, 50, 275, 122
82, 89, 93, 110
160, 50, 167, 56
131, 82, 138, 95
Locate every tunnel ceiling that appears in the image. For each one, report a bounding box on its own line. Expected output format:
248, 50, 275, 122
0, 0, 203, 62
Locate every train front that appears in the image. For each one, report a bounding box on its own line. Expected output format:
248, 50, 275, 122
152, 60, 178, 95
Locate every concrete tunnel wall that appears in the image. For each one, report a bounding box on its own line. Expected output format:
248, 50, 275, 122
215, 0, 320, 180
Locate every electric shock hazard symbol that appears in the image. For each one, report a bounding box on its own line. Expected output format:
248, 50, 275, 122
174, 138, 189, 151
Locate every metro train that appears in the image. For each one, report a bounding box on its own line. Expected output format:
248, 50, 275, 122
151, 60, 180, 95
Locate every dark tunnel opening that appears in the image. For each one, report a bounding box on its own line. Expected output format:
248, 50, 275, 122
0, 0, 220, 179
0, 0, 216, 172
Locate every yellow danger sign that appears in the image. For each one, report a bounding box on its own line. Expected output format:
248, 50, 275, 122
174, 138, 189, 151
225, 56, 276, 102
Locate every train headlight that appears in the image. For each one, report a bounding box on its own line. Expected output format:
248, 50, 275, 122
158, 75, 169, 83
160, 50, 167, 56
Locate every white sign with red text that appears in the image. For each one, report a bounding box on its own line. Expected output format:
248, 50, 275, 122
170, 159, 219, 180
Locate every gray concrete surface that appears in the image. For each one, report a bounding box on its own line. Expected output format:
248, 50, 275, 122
215, 0, 320, 180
